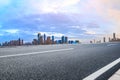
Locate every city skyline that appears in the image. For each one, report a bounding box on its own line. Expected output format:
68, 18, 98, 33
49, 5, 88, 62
1, 33, 80, 46
0, 0, 120, 43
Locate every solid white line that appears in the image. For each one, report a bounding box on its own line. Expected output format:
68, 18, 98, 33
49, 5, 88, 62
0, 48, 74, 58
83, 57, 120, 80
107, 44, 117, 46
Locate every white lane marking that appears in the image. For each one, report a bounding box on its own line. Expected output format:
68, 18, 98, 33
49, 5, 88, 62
83, 57, 120, 80
107, 44, 117, 46
0, 48, 74, 58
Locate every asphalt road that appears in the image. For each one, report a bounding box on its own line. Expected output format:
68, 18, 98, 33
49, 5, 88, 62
0, 43, 120, 80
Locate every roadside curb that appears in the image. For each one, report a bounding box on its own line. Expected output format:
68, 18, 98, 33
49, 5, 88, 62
109, 69, 120, 80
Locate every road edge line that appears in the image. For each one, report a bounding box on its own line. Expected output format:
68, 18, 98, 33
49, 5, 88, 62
83, 57, 120, 80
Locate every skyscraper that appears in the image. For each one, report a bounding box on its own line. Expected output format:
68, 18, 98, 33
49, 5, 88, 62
109, 37, 111, 42
103, 37, 106, 43
113, 33, 116, 40
32, 39, 38, 45
61, 36, 65, 44
46, 36, 51, 44
43, 34, 46, 44
65, 37, 68, 43
40, 36, 43, 44
38, 33, 41, 44
52, 36, 54, 44
18, 38, 21, 46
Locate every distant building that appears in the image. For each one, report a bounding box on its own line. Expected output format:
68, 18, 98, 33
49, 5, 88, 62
103, 37, 106, 43
18, 38, 24, 46
40, 36, 43, 44
2, 38, 24, 46
61, 36, 65, 44
43, 34, 46, 44
113, 33, 116, 40
75, 40, 80, 44
68, 40, 74, 44
90, 41, 93, 43
38, 33, 41, 44
32, 39, 38, 45
46, 36, 51, 44
65, 37, 68, 43
52, 36, 54, 44
109, 33, 120, 42
109, 37, 111, 42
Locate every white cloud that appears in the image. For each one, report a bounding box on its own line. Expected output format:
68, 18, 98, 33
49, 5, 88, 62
70, 26, 81, 29
22, 0, 80, 14
0, 33, 3, 36
82, 28, 96, 35
83, 0, 120, 33
0, 0, 11, 8
50, 27, 56, 30
85, 30, 96, 35
3, 29, 19, 34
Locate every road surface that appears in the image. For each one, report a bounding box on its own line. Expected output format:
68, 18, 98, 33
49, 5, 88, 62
0, 43, 120, 80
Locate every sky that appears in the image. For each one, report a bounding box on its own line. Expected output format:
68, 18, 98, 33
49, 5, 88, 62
0, 0, 120, 43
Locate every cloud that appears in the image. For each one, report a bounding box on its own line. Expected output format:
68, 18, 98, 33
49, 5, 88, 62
1, 12, 101, 41
18, 0, 80, 14
85, 30, 96, 35
83, 0, 120, 33
3, 29, 19, 34
1, 0, 120, 43
0, 33, 3, 36
0, 0, 11, 8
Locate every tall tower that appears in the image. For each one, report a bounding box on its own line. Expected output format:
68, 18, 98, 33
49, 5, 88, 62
40, 36, 43, 44
109, 37, 111, 42
113, 33, 116, 40
65, 37, 68, 43
61, 36, 65, 44
43, 34, 46, 44
18, 38, 21, 46
103, 37, 106, 43
46, 36, 51, 44
38, 33, 41, 44
52, 36, 54, 44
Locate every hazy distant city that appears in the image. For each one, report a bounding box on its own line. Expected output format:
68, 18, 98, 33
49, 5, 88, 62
0, 32, 120, 47
0, 33, 80, 47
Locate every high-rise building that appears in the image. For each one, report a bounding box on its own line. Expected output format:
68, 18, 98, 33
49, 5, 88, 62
103, 37, 106, 42
52, 36, 54, 44
65, 37, 68, 43
113, 33, 116, 40
40, 36, 43, 44
61, 36, 65, 44
18, 38, 21, 46
22, 39, 24, 45
90, 41, 93, 43
43, 34, 46, 44
75, 40, 80, 44
38, 33, 41, 44
46, 36, 51, 44
109, 37, 111, 42
32, 39, 38, 45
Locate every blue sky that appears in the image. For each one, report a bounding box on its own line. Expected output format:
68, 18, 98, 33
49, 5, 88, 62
0, 0, 120, 43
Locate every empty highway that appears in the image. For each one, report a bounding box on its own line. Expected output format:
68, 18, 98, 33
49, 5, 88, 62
0, 43, 120, 80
